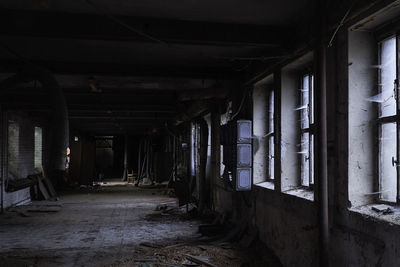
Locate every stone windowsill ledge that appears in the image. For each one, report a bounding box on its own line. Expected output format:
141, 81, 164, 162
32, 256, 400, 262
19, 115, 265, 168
349, 204, 400, 226
283, 187, 314, 201
255, 181, 275, 190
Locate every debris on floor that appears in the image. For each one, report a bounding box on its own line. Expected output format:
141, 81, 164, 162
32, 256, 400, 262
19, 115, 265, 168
110, 209, 281, 267
108, 239, 281, 267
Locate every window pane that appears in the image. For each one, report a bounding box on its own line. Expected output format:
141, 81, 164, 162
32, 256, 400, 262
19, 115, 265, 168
8, 120, 19, 180
310, 75, 314, 124
300, 132, 310, 186
301, 75, 310, 129
268, 136, 274, 179
380, 122, 397, 202
269, 90, 274, 133
379, 37, 396, 117
34, 127, 43, 170
268, 90, 274, 180
309, 134, 314, 185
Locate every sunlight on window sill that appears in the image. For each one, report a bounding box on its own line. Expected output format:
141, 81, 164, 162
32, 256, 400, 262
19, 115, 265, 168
283, 187, 314, 201
255, 181, 275, 190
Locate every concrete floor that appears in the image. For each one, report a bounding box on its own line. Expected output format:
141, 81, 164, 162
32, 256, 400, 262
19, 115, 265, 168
0, 182, 201, 267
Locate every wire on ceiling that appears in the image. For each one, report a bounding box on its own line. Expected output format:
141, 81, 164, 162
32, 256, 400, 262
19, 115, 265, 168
83, 0, 168, 45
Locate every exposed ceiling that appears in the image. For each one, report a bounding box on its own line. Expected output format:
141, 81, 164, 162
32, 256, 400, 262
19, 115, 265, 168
0, 0, 314, 25
0, 0, 316, 135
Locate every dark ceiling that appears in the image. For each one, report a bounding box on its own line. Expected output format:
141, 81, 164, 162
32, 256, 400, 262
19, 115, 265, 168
0, 0, 316, 135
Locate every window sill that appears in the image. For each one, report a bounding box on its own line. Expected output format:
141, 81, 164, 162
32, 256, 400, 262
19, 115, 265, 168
283, 187, 314, 201
255, 181, 275, 190
349, 204, 400, 226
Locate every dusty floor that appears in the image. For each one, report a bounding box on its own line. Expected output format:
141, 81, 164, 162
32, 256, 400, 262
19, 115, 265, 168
0, 182, 281, 267
0, 182, 200, 267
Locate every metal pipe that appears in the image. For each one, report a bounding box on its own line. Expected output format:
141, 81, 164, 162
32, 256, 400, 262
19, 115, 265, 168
137, 139, 142, 183
0, 109, 4, 213
122, 133, 128, 181
316, 0, 329, 266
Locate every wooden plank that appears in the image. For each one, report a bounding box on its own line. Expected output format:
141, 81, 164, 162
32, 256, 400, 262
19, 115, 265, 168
37, 176, 50, 200
42, 172, 57, 198
184, 255, 217, 267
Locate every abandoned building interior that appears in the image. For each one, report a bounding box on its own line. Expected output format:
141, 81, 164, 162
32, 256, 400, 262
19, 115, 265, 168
2, 0, 400, 266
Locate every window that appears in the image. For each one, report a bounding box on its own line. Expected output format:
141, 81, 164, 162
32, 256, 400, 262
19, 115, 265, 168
298, 73, 315, 187
377, 36, 397, 202
267, 89, 275, 180
7, 120, 19, 180
34, 127, 43, 170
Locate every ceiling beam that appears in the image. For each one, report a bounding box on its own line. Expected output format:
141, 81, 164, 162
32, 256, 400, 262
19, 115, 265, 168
0, 9, 293, 48
0, 59, 238, 78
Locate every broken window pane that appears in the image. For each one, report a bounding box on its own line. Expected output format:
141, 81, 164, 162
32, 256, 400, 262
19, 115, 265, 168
379, 122, 397, 202
379, 37, 396, 117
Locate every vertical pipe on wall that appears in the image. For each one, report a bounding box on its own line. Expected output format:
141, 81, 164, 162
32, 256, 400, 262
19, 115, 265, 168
198, 119, 208, 214
137, 139, 141, 182
0, 109, 4, 213
122, 133, 128, 181
316, 0, 329, 266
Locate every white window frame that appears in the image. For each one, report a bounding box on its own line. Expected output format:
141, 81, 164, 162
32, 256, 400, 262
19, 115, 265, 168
376, 34, 400, 203
299, 72, 315, 188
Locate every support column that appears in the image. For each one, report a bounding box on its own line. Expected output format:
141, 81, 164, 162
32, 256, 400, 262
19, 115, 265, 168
210, 108, 221, 211
315, 0, 329, 266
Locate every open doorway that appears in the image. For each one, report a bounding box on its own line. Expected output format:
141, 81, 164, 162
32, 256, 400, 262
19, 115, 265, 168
95, 136, 114, 181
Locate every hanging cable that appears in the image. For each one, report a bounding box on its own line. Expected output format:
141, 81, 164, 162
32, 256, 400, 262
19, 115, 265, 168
83, 0, 168, 45
328, 0, 359, 47
230, 89, 249, 120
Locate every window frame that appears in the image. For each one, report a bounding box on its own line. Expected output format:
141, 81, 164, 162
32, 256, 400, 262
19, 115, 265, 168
298, 69, 315, 189
266, 88, 275, 182
375, 30, 400, 204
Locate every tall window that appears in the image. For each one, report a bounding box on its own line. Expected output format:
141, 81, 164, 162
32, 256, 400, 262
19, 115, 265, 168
299, 74, 314, 187
34, 127, 43, 170
267, 90, 275, 180
8, 120, 19, 180
377, 36, 397, 202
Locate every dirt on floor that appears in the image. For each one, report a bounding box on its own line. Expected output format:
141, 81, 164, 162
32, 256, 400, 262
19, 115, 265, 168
0, 182, 282, 267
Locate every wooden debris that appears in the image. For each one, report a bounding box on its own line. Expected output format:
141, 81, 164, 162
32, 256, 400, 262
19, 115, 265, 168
37, 177, 50, 200
42, 172, 57, 198
182, 259, 200, 266
26, 205, 61, 212
140, 242, 162, 249
184, 254, 217, 267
